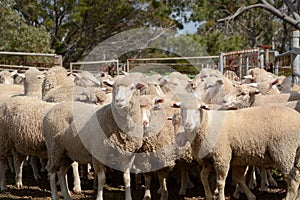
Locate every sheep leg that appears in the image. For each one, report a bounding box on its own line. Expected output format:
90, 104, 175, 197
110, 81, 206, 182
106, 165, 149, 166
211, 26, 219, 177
285, 167, 300, 200
7, 156, 14, 174
157, 169, 168, 200
248, 166, 257, 190
260, 167, 269, 191
179, 168, 188, 195
30, 156, 41, 181
57, 164, 72, 200
48, 172, 60, 200
232, 166, 256, 200
0, 158, 7, 191
13, 151, 25, 189
200, 164, 213, 200
71, 161, 81, 194
215, 164, 230, 200
92, 160, 106, 200
143, 173, 152, 200
123, 154, 136, 200
39, 157, 46, 172
123, 168, 132, 200
267, 169, 278, 187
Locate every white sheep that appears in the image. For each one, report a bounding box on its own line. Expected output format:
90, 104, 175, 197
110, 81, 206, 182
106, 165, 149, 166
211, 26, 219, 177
0, 70, 18, 84
222, 84, 300, 110
43, 75, 145, 200
177, 97, 300, 200
0, 96, 55, 191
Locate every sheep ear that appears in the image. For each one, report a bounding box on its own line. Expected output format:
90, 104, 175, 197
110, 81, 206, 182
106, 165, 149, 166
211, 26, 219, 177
244, 75, 253, 79
271, 79, 279, 86
103, 79, 114, 87
171, 102, 181, 108
136, 82, 146, 90
10, 70, 18, 76
155, 97, 164, 104
249, 88, 260, 95
18, 73, 25, 78
199, 104, 210, 110
217, 79, 224, 84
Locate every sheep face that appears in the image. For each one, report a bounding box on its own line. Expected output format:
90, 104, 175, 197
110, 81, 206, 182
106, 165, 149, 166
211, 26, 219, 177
179, 99, 208, 133
139, 95, 163, 128
0, 71, 15, 84
222, 85, 259, 110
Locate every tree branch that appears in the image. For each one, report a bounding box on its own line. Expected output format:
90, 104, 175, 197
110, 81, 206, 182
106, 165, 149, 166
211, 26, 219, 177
283, 0, 300, 21
217, 0, 300, 29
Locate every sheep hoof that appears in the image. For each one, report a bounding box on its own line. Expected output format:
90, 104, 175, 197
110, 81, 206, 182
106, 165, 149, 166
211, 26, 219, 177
73, 187, 81, 194
34, 174, 41, 181
178, 190, 186, 196
15, 182, 23, 189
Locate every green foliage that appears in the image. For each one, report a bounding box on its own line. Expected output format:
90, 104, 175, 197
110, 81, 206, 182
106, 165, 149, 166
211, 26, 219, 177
0, 0, 53, 53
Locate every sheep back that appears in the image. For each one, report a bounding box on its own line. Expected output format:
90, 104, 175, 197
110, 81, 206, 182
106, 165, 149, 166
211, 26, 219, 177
0, 96, 53, 158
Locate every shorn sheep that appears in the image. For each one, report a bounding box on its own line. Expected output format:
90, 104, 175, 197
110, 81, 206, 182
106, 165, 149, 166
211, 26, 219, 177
135, 95, 193, 200
176, 97, 300, 200
43, 75, 146, 200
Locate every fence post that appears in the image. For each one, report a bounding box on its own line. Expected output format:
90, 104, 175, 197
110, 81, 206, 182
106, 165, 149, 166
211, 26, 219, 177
291, 30, 300, 84
218, 53, 223, 73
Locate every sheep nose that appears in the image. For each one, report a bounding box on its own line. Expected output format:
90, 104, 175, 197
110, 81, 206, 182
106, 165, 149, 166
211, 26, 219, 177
143, 120, 149, 127
185, 122, 192, 129
116, 98, 124, 103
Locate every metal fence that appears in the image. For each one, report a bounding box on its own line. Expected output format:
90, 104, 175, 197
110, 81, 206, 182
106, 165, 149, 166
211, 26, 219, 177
126, 56, 219, 77
0, 51, 62, 72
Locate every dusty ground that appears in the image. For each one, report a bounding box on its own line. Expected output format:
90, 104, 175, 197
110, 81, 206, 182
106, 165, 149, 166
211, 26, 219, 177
0, 163, 287, 200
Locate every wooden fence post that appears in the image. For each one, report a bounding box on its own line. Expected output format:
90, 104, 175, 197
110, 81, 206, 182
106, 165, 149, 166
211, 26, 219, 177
291, 30, 300, 84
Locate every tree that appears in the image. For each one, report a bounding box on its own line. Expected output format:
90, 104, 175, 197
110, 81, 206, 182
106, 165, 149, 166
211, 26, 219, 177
0, 0, 53, 53
13, 0, 187, 66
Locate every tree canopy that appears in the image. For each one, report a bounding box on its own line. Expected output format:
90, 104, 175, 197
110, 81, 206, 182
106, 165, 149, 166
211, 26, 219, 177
1, 0, 300, 66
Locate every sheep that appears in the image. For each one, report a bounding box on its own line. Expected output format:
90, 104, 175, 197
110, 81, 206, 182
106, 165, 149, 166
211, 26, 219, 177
23, 67, 44, 99
0, 96, 55, 191
245, 68, 277, 83
176, 97, 300, 200
159, 71, 191, 95
223, 70, 240, 82
222, 84, 300, 110
247, 78, 280, 95
189, 69, 234, 104
132, 93, 195, 200
43, 75, 146, 200
42, 67, 109, 105
0, 84, 24, 105
0, 70, 18, 84
72, 71, 101, 87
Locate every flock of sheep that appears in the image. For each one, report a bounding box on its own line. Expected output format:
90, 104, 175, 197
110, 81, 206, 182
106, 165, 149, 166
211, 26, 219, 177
0, 66, 300, 200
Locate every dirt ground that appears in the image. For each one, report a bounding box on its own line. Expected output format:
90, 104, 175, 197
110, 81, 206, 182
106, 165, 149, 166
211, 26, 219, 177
0, 162, 288, 200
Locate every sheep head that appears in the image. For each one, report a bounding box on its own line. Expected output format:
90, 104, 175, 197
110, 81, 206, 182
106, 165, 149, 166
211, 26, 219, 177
222, 84, 259, 110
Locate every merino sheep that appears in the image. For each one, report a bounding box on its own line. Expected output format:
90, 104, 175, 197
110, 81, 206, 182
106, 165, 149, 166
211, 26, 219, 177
23, 67, 44, 99
222, 84, 300, 110
72, 71, 101, 87
43, 75, 145, 200
0, 96, 55, 191
189, 69, 234, 104
0, 70, 18, 84
133, 94, 194, 200
177, 97, 300, 200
